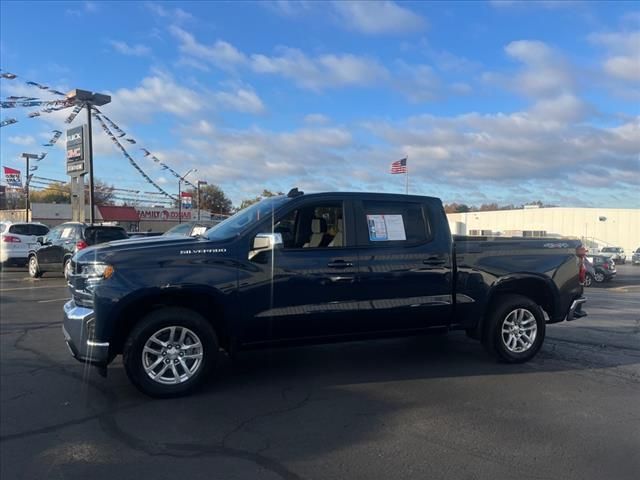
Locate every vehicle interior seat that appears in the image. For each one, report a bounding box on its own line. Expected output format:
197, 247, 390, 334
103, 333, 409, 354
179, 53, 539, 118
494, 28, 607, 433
329, 219, 343, 247
304, 218, 327, 248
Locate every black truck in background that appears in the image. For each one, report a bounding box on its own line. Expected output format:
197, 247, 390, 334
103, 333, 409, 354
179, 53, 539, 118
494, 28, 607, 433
63, 190, 587, 397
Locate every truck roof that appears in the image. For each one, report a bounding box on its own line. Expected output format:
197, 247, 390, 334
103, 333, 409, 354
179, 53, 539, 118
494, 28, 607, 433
284, 191, 442, 203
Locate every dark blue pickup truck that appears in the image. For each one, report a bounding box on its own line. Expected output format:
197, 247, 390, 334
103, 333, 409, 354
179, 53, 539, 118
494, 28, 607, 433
64, 190, 587, 397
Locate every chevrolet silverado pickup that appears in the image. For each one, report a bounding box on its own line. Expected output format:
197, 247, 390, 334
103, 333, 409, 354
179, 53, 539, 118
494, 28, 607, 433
63, 190, 587, 397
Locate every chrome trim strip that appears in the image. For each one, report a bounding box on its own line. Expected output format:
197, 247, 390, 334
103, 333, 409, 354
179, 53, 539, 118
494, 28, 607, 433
86, 340, 109, 347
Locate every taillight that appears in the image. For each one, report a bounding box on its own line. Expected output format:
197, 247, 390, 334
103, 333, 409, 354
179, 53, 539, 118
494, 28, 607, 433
76, 240, 88, 250
603, 263, 609, 270
2, 235, 21, 243
577, 245, 587, 284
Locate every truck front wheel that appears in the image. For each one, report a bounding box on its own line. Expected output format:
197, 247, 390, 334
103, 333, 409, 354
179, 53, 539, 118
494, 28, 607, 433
482, 294, 546, 363
123, 307, 218, 398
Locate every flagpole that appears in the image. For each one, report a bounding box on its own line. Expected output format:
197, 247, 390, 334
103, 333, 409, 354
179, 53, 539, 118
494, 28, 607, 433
405, 156, 409, 195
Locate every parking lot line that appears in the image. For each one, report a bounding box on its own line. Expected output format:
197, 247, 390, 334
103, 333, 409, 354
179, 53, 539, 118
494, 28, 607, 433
37, 297, 70, 303
0, 285, 68, 292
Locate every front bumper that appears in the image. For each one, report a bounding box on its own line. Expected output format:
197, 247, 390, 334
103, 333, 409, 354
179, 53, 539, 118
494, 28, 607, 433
62, 300, 110, 365
566, 296, 587, 321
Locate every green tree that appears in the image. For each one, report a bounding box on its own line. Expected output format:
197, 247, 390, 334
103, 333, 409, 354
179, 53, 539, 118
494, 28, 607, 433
181, 184, 233, 215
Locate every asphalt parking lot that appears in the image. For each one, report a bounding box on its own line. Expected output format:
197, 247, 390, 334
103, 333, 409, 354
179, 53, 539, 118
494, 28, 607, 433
1, 265, 639, 480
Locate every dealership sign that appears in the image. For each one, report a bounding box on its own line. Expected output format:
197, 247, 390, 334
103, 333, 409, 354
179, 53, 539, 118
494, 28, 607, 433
66, 125, 88, 176
135, 207, 192, 221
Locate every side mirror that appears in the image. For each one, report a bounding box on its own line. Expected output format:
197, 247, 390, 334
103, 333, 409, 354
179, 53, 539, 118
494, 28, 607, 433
249, 233, 283, 260
37, 236, 44, 244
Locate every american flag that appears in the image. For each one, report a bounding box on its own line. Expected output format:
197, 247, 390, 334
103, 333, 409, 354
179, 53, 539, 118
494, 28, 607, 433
389, 157, 407, 174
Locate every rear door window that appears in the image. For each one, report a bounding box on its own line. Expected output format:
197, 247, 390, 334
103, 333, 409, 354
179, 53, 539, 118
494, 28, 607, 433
357, 201, 430, 246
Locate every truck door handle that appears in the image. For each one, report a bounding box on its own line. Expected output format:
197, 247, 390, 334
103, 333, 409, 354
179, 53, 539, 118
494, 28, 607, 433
327, 260, 353, 269
329, 276, 355, 283
423, 257, 446, 266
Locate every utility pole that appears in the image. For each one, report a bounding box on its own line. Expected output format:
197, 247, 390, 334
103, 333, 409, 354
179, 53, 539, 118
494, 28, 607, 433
21, 153, 39, 222
197, 180, 207, 221
65, 90, 111, 224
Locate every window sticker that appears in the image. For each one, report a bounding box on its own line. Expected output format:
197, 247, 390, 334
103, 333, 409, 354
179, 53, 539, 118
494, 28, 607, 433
367, 214, 406, 241
61, 227, 75, 239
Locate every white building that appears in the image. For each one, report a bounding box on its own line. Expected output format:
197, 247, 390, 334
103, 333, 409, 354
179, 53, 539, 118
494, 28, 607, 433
447, 207, 640, 255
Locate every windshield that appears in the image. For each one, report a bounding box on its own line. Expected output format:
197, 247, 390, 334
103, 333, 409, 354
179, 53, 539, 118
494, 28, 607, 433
163, 223, 193, 236
601, 247, 617, 252
205, 196, 289, 241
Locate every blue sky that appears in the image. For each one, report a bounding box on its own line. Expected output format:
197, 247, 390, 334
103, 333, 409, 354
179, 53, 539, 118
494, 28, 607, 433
1, 1, 638, 207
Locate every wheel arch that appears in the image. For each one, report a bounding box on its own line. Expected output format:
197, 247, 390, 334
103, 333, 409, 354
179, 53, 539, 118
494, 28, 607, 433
477, 274, 559, 337
110, 286, 231, 355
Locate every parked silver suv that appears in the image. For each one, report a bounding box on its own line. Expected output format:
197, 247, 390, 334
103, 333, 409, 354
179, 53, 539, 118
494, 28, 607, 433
600, 246, 626, 264
632, 247, 640, 265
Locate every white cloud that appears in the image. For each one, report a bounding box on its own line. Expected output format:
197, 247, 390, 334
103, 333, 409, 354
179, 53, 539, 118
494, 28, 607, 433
332, 1, 426, 34
7, 135, 36, 146
145, 2, 193, 22
393, 62, 440, 103
250, 47, 389, 90
589, 31, 640, 82
169, 26, 247, 71
504, 40, 574, 97
65, 1, 99, 17
214, 87, 266, 114
304, 114, 330, 125
109, 73, 203, 119
109, 40, 151, 57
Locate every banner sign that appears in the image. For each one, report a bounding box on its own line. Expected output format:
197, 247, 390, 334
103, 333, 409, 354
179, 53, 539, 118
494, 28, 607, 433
181, 192, 193, 209
3, 166, 22, 188
66, 125, 88, 176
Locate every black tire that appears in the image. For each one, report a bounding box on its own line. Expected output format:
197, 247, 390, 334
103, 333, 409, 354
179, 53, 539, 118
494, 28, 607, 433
28, 255, 42, 278
592, 271, 606, 283
482, 294, 546, 363
63, 257, 72, 280
123, 307, 218, 398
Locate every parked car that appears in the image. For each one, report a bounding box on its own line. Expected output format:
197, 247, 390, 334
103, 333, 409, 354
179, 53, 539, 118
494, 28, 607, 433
599, 246, 626, 264
63, 190, 586, 397
0, 221, 50, 267
162, 221, 216, 237
28, 222, 128, 279
632, 248, 640, 265
583, 255, 616, 286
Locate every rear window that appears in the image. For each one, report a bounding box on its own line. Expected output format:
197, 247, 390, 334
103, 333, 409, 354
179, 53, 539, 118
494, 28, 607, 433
84, 227, 128, 245
8, 224, 31, 235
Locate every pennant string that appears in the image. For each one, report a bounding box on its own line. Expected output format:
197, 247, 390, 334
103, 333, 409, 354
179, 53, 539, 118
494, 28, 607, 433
93, 111, 176, 200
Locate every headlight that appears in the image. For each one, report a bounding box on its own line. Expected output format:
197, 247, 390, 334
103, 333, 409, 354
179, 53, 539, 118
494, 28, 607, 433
80, 263, 114, 279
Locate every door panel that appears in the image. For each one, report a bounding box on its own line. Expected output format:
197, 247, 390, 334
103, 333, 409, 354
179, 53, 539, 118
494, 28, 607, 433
354, 199, 453, 331
238, 199, 362, 343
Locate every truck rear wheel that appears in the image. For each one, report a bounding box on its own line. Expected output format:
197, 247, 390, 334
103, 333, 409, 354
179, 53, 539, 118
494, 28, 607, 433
482, 294, 545, 363
123, 307, 218, 398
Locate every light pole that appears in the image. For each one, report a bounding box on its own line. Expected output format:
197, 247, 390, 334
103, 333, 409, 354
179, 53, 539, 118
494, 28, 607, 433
178, 168, 197, 224
197, 180, 207, 221
65, 89, 111, 224
21, 153, 39, 221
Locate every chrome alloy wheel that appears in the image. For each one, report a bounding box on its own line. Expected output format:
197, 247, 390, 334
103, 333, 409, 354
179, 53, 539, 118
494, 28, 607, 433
29, 256, 38, 276
501, 308, 538, 353
142, 326, 203, 385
